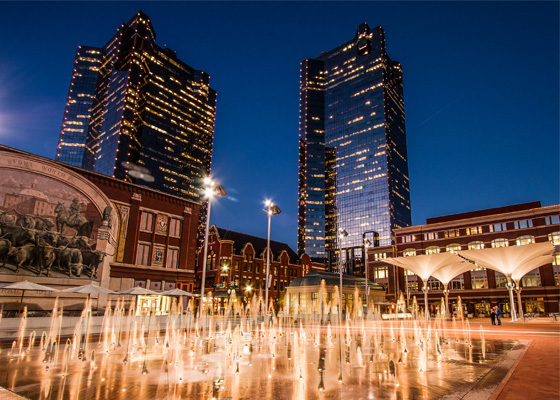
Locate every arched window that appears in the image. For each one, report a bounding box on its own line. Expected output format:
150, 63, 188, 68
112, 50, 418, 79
468, 241, 484, 250
516, 235, 535, 246
403, 248, 416, 257
446, 243, 461, 254
207, 250, 216, 270
548, 232, 560, 245
425, 246, 440, 255
491, 238, 509, 248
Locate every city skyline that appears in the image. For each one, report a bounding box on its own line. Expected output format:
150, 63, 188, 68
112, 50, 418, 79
0, 2, 558, 251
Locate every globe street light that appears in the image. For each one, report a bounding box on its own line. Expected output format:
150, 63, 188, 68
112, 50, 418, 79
264, 200, 281, 316
199, 177, 226, 318
363, 238, 372, 316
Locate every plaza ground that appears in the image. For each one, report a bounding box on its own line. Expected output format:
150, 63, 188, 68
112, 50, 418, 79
0, 316, 557, 399
476, 317, 560, 399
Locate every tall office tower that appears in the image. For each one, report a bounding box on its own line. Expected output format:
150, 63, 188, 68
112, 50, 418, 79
56, 46, 103, 166
298, 23, 411, 266
56, 11, 217, 203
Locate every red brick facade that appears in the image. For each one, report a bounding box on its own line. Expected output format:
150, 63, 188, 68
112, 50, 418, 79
196, 225, 324, 303
369, 202, 560, 315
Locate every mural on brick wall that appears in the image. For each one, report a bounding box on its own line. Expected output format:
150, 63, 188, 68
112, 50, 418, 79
0, 169, 105, 280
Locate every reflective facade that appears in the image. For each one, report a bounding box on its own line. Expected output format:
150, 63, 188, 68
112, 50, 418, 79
57, 12, 217, 204
299, 23, 411, 263
56, 46, 103, 166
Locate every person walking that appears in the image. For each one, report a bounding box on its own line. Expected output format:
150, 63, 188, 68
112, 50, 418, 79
490, 306, 496, 325
495, 306, 502, 325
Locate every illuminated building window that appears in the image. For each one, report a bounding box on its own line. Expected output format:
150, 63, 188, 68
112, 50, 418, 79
450, 277, 464, 290
425, 246, 440, 255
548, 231, 560, 245
468, 241, 484, 250
516, 235, 535, 246
471, 275, 488, 289
491, 238, 509, 248
374, 266, 388, 280
427, 278, 442, 290
495, 272, 508, 288
446, 243, 461, 254
466, 226, 482, 235
373, 252, 386, 261
444, 229, 460, 238
521, 269, 541, 287
403, 248, 416, 257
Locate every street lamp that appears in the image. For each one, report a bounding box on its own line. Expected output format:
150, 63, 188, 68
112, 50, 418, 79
363, 238, 372, 316
264, 200, 281, 316
337, 227, 348, 384
337, 228, 348, 321
199, 176, 226, 318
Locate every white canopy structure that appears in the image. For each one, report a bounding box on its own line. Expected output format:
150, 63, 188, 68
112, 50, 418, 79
384, 253, 468, 319
384, 242, 554, 321
431, 261, 476, 317
459, 242, 554, 320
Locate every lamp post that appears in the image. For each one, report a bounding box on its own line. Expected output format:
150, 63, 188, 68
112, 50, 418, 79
363, 238, 371, 316
245, 285, 252, 299
422, 285, 430, 321
198, 177, 226, 319
337, 228, 348, 321
264, 200, 281, 317
336, 228, 348, 384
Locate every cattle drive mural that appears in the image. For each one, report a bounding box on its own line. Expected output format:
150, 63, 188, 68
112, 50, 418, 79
0, 169, 107, 280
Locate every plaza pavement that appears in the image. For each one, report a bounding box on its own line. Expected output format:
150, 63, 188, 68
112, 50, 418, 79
473, 317, 560, 400
0, 316, 557, 399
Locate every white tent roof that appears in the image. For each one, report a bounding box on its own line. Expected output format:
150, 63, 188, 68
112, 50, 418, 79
458, 242, 553, 277
431, 261, 476, 285
383, 242, 554, 285
384, 252, 464, 281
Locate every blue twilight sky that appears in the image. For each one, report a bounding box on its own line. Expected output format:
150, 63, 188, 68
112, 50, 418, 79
0, 1, 558, 250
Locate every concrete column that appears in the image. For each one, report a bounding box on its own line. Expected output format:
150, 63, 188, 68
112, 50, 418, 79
506, 274, 517, 322
515, 282, 523, 319
443, 283, 450, 319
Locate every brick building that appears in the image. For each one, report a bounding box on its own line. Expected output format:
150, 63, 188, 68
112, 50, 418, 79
0, 145, 200, 314
369, 202, 560, 315
196, 226, 325, 307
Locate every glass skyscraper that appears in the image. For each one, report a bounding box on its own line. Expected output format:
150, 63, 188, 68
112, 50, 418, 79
298, 23, 411, 265
56, 46, 103, 167
56, 11, 217, 203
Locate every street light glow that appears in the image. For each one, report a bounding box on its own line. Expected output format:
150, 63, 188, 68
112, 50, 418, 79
204, 187, 215, 197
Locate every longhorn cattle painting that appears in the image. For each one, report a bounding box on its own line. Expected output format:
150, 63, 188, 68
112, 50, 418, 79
0, 169, 104, 280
